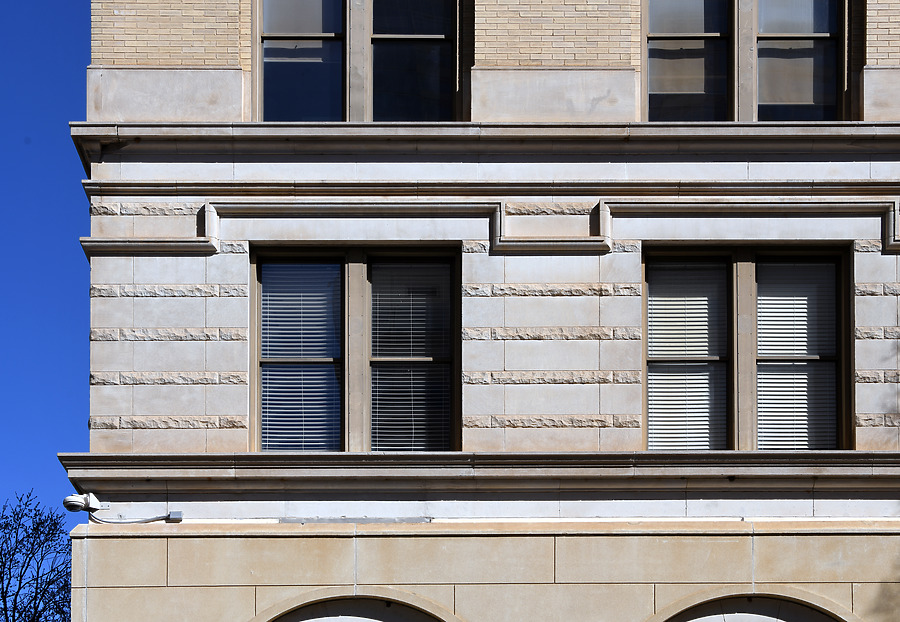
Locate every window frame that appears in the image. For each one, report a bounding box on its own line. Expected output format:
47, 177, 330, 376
255, 0, 460, 122
251, 248, 461, 452
642, 0, 847, 122
642, 247, 851, 450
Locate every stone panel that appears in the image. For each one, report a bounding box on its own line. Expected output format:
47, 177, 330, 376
556, 535, 752, 583
754, 535, 900, 582
84, 538, 167, 587
167, 537, 356, 586
84, 587, 256, 622
455, 583, 654, 622
356, 536, 554, 584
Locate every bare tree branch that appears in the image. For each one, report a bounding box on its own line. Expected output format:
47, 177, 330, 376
0, 492, 70, 622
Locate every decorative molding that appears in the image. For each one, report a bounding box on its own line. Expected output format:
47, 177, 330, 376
59, 452, 900, 495
80, 237, 219, 257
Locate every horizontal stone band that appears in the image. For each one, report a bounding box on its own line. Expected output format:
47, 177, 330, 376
91, 328, 248, 341
89, 415, 248, 430
90, 371, 247, 385
463, 283, 640, 297
463, 327, 640, 340
91, 284, 248, 297
463, 370, 640, 385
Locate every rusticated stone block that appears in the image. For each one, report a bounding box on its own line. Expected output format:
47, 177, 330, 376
90, 372, 120, 386
118, 202, 203, 216
612, 370, 642, 384
218, 372, 249, 385
613, 284, 641, 296
218, 285, 249, 297
492, 370, 613, 384
219, 328, 249, 341
462, 240, 490, 253
613, 240, 641, 253
119, 372, 219, 385
120, 416, 219, 429
219, 241, 249, 254
122, 284, 218, 297
885, 414, 900, 427
218, 416, 249, 429
854, 239, 883, 252
462, 372, 492, 385
122, 328, 220, 341
884, 327, 900, 339
856, 283, 884, 296
90, 202, 120, 216
493, 327, 612, 340
462, 284, 493, 297
461, 328, 492, 340
613, 327, 642, 340
856, 370, 885, 383
89, 416, 120, 429
883, 283, 900, 295
856, 327, 885, 339
90, 329, 120, 341
505, 202, 595, 215
856, 414, 885, 427
886, 370, 900, 383
613, 414, 641, 428
462, 416, 493, 428
492, 414, 612, 428
494, 283, 610, 297
90, 285, 120, 297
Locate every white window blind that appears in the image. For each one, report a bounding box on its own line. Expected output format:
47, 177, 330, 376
647, 264, 728, 449
371, 263, 451, 451
261, 263, 343, 451
756, 263, 836, 449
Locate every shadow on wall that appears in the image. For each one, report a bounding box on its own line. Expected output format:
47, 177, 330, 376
865, 554, 900, 622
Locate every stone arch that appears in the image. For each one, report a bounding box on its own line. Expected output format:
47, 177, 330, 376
645, 588, 862, 622
248, 587, 465, 622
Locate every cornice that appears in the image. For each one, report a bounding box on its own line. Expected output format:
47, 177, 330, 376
70, 122, 900, 170
59, 451, 900, 495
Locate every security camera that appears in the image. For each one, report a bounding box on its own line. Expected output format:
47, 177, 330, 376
63, 493, 102, 513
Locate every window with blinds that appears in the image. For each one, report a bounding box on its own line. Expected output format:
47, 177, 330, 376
259, 256, 455, 452
645, 256, 842, 451
756, 263, 837, 449
647, 264, 729, 449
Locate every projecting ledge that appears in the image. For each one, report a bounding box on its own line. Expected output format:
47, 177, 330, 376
58, 451, 900, 495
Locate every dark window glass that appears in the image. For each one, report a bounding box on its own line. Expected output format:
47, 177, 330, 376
648, 0, 727, 34
263, 0, 343, 34
373, 41, 454, 121
261, 264, 343, 451
648, 40, 728, 121
759, 0, 836, 33
263, 40, 344, 121
374, 0, 454, 35
757, 40, 837, 121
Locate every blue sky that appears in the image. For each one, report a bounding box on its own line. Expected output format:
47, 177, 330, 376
0, 0, 91, 525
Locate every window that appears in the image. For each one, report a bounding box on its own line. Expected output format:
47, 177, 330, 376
645, 253, 846, 450
261, 0, 457, 121
257, 253, 457, 451
647, 0, 842, 121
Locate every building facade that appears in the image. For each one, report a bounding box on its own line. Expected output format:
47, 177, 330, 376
63, 1, 900, 621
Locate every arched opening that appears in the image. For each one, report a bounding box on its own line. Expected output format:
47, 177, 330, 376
666, 595, 842, 622
270, 597, 445, 622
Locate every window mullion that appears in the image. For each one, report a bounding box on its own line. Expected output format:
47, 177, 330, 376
736, 0, 756, 121
346, 253, 369, 450
734, 256, 757, 450
347, 0, 371, 121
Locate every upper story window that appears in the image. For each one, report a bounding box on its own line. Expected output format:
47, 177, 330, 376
257, 253, 458, 451
645, 253, 847, 450
647, 0, 842, 121
262, 0, 457, 121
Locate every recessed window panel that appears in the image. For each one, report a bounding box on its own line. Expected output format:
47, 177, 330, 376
648, 40, 728, 121
263, 0, 343, 34
372, 363, 451, 451
759, 0, 836, 34
374, 0, 454, 35
373, 41, 454, 121
758, 40, 836, 120
648, 0, 727, 34
263, 40, 344, 121
261, 364, 342, 451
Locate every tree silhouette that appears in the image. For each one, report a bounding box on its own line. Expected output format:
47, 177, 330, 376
0, 492, 70, 622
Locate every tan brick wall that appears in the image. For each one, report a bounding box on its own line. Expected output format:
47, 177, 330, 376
91, 0, 251, 68
867, 0, 900, 65
474, 0, 641, 68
